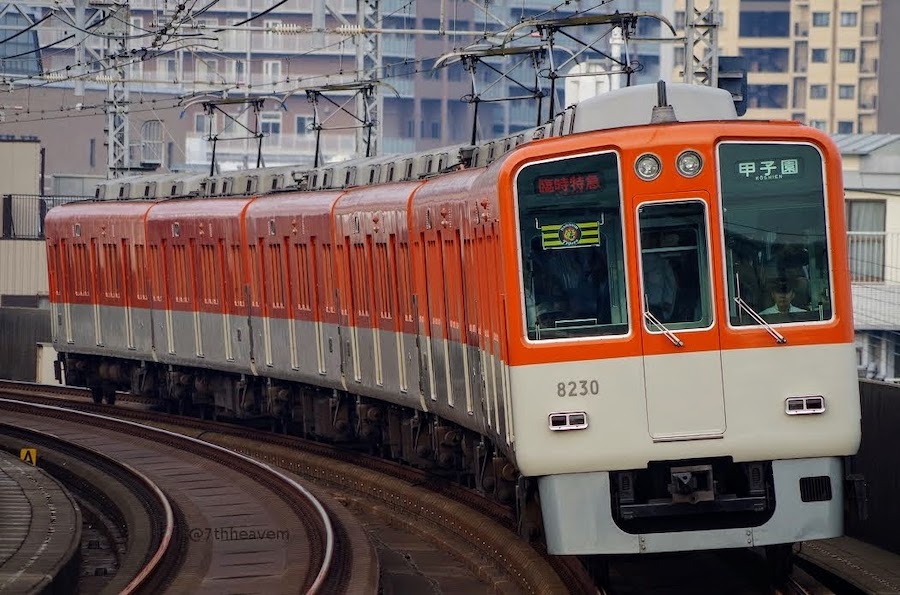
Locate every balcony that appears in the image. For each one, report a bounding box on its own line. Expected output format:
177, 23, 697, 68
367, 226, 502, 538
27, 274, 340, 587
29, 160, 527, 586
859, 95, 878, 110
860, 59, 879, 75
848, 231, 899, 283
861, 22, 880, 37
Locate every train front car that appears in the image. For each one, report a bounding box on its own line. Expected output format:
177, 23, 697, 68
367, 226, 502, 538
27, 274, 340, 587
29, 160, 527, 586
497, 84, 860, 557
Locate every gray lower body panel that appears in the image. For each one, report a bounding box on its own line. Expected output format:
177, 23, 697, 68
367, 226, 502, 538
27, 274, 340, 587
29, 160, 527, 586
538, 457, 844, 554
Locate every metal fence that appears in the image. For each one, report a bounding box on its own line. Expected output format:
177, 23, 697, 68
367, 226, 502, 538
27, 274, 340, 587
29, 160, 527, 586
1, 194, 94, 240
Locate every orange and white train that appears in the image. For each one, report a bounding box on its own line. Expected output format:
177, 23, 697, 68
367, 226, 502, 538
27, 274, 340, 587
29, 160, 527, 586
45, 82, 861, 560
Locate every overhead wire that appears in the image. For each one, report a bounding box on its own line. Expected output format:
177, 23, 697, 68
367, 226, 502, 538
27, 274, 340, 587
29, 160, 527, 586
0, 11, 51, 45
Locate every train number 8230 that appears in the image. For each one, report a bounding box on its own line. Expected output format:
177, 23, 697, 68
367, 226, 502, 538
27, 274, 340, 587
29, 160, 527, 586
557, 380, 601, 397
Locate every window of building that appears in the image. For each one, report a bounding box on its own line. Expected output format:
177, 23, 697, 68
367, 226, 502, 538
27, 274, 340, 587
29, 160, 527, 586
195, 113, 208, 134
223, 114, 236, 134
296, 116, 312, 134
846, 200, 886, 282
447, 62, 463, 81
260, 112, 281, 135
420, 58, 441, 80
263, 19, 281, 49
163, 58, 177, 81
747, 84, 788, 108
810, 85, 827, 99
0, 13, 41, 75
740, 47, 789, 72
811, 49, 828, 63
422, 17, 440, 39
196, 58, 218, 83
837, 121, 854, 134
263, 60, 281, 84
839, 85, 855, 100
840, 12, 858, 27
839, 48, 857, 63
809, 119, 827, 130
739, 11, 790, 37
674, 11, 686, 29
228, 59, 246, 84
812, 12, 830, 27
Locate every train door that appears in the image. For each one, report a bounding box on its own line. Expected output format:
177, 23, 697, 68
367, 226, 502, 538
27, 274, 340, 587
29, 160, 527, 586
90, 238, 102, 346
636, 199, 726, 440
122, 239, 135, 349
418, 229, 441, 402
58, 239, 74, 344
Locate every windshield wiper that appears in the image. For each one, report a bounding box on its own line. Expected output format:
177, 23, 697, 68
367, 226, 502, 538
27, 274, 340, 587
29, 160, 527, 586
643, 308, 683, 347
734, 296, 787, 344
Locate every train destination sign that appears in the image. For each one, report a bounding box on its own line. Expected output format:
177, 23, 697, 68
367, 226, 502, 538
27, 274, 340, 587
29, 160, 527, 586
535, 172, 601, 195
733, 157, 802, 182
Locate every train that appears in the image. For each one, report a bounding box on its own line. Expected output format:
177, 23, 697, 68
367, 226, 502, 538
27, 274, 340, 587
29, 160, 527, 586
44, 81, 861, 567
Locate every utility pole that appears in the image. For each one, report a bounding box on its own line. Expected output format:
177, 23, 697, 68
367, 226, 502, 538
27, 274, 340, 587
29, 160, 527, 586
356, 0, 382, 158
683, 0, 719, 86
105, 2, 130, 178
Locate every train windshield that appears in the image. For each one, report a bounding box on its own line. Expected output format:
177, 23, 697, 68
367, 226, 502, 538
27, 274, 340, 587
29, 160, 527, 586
515, 151, 628, 341
638, 201, 713, 331
719, 142, 834, 326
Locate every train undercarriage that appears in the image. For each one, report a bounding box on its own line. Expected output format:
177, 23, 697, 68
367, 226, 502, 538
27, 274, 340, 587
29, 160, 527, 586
58, 352, 530, 523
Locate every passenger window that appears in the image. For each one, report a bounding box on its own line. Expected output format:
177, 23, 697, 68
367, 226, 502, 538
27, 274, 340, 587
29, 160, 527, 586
720, 143, 833, 325
638, 201, 712, 331
515, 152, 628, 340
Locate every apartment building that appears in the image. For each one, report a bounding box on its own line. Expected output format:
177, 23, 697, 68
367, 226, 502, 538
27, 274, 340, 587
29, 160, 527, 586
671, 0, 897, 134
0, 0, 667, 178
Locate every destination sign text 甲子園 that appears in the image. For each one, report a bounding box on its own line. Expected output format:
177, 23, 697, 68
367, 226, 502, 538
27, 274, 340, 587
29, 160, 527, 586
535, 172, 601, 195
733, 157, 802, 182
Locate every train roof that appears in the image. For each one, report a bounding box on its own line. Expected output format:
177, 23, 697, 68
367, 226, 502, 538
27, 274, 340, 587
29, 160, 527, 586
92, 82, 740, 203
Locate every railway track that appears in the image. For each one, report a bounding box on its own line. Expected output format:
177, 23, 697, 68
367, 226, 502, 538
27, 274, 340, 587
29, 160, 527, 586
0, 380, 593, 593
0, 380, 859, 594
0, 392, 356, 594
0, 422, 174, 593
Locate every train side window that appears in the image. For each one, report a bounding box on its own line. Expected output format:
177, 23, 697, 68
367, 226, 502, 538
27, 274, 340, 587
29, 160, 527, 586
638, 201, 712, 331
515, 151, 627, 340
719, 142, 833, 326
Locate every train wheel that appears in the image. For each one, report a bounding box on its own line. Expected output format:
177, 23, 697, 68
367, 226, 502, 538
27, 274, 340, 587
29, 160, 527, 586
100, 382, 116, 405
270, 417, 287, 434
765, 543, 794, 585
90, 386, 103, 404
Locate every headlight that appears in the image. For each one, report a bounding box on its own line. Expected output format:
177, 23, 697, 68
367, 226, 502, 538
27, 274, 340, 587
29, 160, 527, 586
635, 153, 661, 181
676, 150, 703, 178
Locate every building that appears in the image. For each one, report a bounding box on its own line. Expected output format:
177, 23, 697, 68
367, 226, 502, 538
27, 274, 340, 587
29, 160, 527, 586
671, 0, 900, 134
0, 0, 668, 181
835, 134, 900, 380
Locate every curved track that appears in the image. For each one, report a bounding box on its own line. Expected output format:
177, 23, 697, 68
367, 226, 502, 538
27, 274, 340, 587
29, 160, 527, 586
0, 381, 592, 593
0, 395, 345, 594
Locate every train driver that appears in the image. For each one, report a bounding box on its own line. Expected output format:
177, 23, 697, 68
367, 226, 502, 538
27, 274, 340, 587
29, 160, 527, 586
760, 278, 807, 315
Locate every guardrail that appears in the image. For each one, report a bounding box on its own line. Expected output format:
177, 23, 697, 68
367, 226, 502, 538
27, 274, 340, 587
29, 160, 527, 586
1, 194, 93, 240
